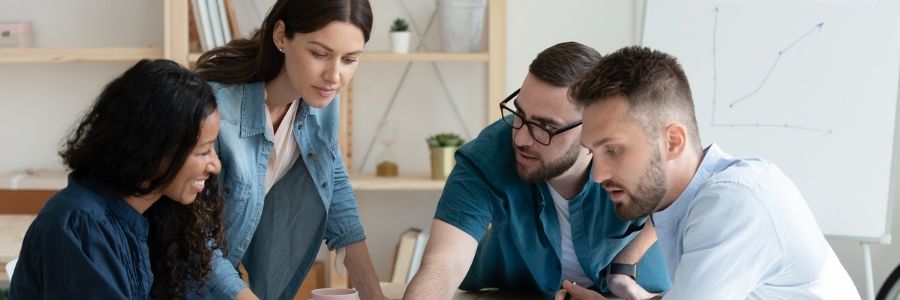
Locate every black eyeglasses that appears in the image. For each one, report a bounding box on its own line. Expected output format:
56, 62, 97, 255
499, 88, 582, 146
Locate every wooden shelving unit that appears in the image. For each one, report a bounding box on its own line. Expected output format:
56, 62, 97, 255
360, 52, 489, 62
338, 0, 506, 194
0, 47, 163, 63
186, 51, 489, 65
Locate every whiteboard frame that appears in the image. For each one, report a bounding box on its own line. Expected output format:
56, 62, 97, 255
826, 59, 900, 245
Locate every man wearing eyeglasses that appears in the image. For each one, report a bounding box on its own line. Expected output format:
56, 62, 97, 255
404, 42, 670, 300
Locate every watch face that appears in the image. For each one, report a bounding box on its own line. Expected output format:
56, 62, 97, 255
608, 263, 637, 279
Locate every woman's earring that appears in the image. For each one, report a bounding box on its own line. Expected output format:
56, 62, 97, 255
279, 47, 284, 53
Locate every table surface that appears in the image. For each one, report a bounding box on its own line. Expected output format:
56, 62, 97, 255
383, 282, 559, 300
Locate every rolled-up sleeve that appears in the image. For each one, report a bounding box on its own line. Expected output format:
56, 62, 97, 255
324, 151, 366, 250
206, 248, 248, 299
433, 152, 493, 241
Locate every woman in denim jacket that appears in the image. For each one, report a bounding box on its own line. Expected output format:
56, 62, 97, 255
194, 0, 383, 299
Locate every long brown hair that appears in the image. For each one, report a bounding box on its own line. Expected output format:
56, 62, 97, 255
195, 0, 373, 84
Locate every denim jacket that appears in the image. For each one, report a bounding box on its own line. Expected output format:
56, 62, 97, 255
205, 82, 365, 299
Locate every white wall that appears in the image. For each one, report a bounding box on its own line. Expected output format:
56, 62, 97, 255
0, 0, 163, 172
1, 1, 898, 297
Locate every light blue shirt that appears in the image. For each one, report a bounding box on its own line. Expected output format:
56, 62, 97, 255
652, 144, 858, 299
202, 82, 365, 299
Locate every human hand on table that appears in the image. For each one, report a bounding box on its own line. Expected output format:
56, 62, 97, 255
606, 274, 656, 300
554, 280, 607, 300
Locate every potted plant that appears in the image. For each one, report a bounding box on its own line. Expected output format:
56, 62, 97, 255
390, 18, 410, 54
426, 133, 465, 180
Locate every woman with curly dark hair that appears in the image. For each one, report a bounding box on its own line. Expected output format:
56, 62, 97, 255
9, 59, 226, 299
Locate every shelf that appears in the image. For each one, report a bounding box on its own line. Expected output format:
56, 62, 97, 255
0, 170, 444, 192
362, 52, 489, 62
0, 47, 164, 63
349, 173, 445, 191
186, 51, 489, 64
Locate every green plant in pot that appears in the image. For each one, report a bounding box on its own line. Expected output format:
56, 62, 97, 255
389, 18, 410, 54
426, 133, 465, 180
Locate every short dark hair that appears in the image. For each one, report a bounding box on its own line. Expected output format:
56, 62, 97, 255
196, 0, 373, 84
528, 41, 602, 87
571, 46, 701, 151
61, 59, 217, 198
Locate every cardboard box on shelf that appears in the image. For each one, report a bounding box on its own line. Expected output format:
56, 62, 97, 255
0, 22, 33, 48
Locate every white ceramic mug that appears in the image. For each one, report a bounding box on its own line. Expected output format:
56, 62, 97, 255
310, 288, 360, 300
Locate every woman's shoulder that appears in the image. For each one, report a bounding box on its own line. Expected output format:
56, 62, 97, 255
35, 181, 112, 230
209, 82, 264, 120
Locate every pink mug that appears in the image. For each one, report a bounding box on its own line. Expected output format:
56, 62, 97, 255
310, 288, 360, 300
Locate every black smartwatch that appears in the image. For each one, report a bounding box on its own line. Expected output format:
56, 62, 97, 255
607, 263, 637, 280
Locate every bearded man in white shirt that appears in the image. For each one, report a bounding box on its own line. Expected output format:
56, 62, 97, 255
557, 45, 860, 300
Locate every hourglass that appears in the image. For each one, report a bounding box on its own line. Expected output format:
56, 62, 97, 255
375, 120, 399, 177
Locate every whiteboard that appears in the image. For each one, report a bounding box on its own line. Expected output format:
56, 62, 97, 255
642, 0, 900, 242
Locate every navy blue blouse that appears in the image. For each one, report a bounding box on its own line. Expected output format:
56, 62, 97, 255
10, 176, 152, 299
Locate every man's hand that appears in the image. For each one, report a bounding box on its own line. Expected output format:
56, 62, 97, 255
606, 274, 656, 300
554, 281, 608, 300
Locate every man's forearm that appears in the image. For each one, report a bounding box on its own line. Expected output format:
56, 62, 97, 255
614, 221, 657, 264
404, 258, 459, 300
404, 220, 479, 300
344, 241, 386, 300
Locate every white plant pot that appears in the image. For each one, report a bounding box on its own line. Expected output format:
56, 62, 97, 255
390, 31, 410, 54
437, 0, 486, 53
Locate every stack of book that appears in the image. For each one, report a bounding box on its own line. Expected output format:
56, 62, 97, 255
189, 0, 240, 51
391, 228, 430, 284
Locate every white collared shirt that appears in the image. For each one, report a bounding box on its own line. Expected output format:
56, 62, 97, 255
264, 99, 300, 194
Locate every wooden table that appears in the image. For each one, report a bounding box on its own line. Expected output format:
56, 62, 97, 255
0, 214, 36, 288
381, 282, 547, 300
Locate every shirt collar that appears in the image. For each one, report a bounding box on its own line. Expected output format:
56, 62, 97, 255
240, 82, 310, 140
652, 143, 731, 226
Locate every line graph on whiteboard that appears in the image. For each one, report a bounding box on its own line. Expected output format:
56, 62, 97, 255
710, 7, 832, 134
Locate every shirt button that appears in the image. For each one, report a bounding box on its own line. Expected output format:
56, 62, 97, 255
321, 181, 328, 188
308, 153, 316, 160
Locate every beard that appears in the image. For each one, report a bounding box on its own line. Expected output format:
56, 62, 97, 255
515, 140, 581, 183
605, 147, 668, 220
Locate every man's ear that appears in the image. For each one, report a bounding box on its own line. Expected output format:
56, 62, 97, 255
664, 122, 687, 161
272, 20, 286, 49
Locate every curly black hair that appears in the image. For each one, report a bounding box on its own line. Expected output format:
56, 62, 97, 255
59, 59, 226, 298
145, 176, 226, 299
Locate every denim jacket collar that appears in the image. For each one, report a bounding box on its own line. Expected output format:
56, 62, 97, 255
238, 82, 310, 141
